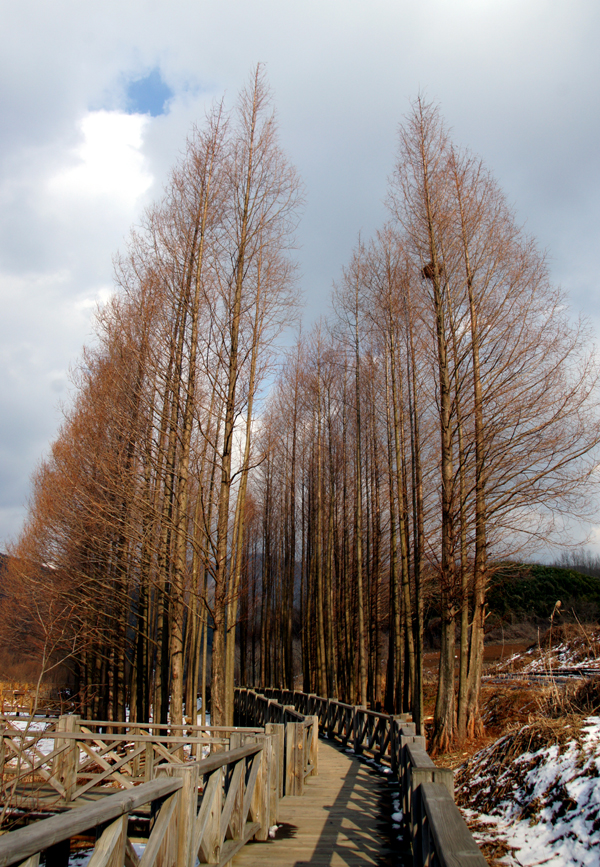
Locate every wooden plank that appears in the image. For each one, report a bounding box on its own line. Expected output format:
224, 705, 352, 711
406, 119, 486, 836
265, 723, 284, 800
86, 815, 127, 867
0, 778, 182, 867
77, 721, 262, 734
195, 769, 223, 861
70, 742, 144, 798
53, 715, 80, 802
307, 716, 319, 777
138, 789, 179, 867
247, 737, 269, 840
231, 739, 398, 867
196, 743, 263, 776
156, 763, 199, 867
406, 743, 436, 769
284, 723, 296, 796
6, 731, 236, 744
2, 739, 70, 798
420, 782, 487, 867
219, 760, 244, 842
194, 767, 225, 864
124, 838, 140, 867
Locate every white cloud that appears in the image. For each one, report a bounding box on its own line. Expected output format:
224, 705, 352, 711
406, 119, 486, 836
47, 111, 152, 208
1, 0, 600, 550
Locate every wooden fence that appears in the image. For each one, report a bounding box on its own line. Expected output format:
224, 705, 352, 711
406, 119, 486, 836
0, 737, 275, 867
234, 689, 318, 796
0, 715, 263, 810
0, 685, 75, 718
244, 687, 487, 867
0, 697, 319, 865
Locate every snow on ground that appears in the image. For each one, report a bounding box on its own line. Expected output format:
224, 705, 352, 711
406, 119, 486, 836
3, 716, 57, 758
494, 627, 600, 677
456, 715, 600, 866
69, 842, 145, 866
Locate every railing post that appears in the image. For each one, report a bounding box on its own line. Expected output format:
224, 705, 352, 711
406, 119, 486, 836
390, 715, 404, 775
420, 802, 432, 867
54, 714, 80, 802
308, 715, 319, 776
353, 706, 365, 755
265, 722, 285, 799
285, 722, 304, 796
326, 699, 333, 738
250, 734, 273, 840
144, 742, 155, 782
156, 762, 200, 867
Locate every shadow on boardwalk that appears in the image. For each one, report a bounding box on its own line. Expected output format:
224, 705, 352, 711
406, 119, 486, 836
235, 738, 410, 866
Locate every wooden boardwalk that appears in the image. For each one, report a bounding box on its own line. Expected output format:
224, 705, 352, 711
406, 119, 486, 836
233, 738, 405, 866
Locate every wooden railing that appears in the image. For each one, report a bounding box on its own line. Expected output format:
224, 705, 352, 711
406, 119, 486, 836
234, 689, 318, 796
246, 688, 487, 867
0, 700, 318, 866
257, 688, 405, 768
0, 715, 263, 810
0, 736, 275, 867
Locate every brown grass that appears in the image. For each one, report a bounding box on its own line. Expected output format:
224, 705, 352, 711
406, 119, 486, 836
455, 714, 586, 815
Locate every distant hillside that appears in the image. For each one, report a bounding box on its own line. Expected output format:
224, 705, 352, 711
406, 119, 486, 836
487, 562, 600, 623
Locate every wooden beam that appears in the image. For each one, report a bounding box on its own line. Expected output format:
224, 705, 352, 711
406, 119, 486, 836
0, 778, 182, 867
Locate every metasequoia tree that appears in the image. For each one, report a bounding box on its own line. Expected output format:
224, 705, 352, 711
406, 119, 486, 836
6, 86, 599, 750
246, 98, 599, 750
3, 66, 300, 727
387, 97, 600, 749
208, 66, 301, 726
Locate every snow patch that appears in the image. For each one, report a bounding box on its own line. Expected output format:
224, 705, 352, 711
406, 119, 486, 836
457, 716, 600, 867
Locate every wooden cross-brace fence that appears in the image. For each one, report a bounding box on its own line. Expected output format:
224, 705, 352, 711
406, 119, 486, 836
239, 687, 487, 867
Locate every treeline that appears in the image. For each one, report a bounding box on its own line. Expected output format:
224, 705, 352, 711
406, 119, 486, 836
3, 82, 599, 750
242, 98, 600, 749
2, 67, 301, 730
487, 563, 600, 625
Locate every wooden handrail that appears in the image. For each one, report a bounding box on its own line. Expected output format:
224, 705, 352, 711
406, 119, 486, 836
0, 732, 277, 867
244, 687, 487, 867
420, 782, 486, 867
0, 777, 182, 866
193, 742, 263, 775
0, 715, 263, 734
3, 730, 234, 743
233, 689, 318, 796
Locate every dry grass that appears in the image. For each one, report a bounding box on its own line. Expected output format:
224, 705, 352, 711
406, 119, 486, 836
481, 684, 540, 733
455, 715, 586, 815
536, 675, 600, 718
538, 623, 600, 659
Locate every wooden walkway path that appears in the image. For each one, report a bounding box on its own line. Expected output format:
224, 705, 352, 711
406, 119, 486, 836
233, 738, 405, 867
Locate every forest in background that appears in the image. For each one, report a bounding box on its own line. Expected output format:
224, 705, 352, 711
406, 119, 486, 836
2, 67, 600, 751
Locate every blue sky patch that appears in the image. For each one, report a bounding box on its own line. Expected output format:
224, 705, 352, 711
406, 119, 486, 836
126, 68, 173, 117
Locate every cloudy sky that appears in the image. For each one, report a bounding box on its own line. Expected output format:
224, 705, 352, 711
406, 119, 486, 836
2, 0, 600, 551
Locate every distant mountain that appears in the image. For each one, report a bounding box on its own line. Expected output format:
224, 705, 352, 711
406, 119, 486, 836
487, 562, 600, 623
